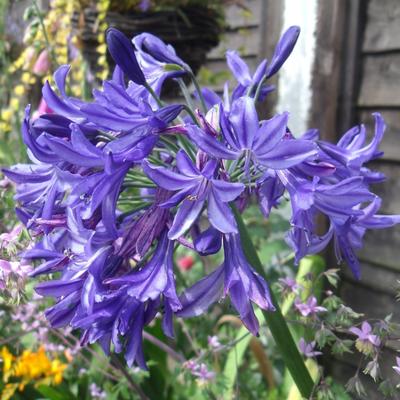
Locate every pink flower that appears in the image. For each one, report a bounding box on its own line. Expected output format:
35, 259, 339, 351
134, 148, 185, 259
279, 277, 301, 293
0, 176, 11, 189
0, 259, 32, 280
32, 98, 53, 120
193, 363, 215, 383
0, 224, 23, 248
208, 335, 221, 349
183, 359, 199, 373
33, 49, 51, 75
295, 296, 327, 317
298, 338, 322, 358
349, 321, 381, 347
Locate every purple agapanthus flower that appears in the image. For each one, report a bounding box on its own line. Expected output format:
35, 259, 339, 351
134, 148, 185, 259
178, 233, 274, 335
107, 231, 181, 315
3, 26, 399, 370
188, 96, 317, 174
143, 150, 245, 239
201, 26, 300, 108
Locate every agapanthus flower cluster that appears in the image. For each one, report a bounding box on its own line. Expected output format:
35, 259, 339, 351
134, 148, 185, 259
3, 25, 400, 369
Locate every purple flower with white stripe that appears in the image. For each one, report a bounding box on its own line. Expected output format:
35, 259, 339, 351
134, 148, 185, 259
188, 96, 317, 174
143, 150, 245, 239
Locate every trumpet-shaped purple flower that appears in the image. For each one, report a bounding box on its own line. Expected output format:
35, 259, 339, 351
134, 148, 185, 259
193, 226, 222, 256
106, 28, 146, 86
143, 150, 245, 239
318, 113, 385, 174
226, 51, 273, 101
107, 232, 181, 315
133, 33, 188, 95
266, 26, 300, 78
202, 26, 300, 108
178, 233, 274, 335
188, 96, 317, 172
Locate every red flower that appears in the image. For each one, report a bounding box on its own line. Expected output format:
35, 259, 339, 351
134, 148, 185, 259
177, 255, 194, 271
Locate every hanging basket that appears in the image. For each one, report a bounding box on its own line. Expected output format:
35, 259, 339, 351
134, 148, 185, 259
72, 6, 221, 79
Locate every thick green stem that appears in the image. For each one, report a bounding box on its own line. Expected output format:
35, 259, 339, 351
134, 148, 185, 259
232, 206, 314, 398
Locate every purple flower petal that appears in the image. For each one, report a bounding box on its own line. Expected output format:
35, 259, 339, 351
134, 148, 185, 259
143, 160, 197, 190
168, 198, 205, 240
266, 26, 300, 77
207, 190, 238, 234
177, 266, 224, 317
106, 28, 146, 85
257, 139, 317, 169
229, 96, 259, 149
186, 125, 239, 160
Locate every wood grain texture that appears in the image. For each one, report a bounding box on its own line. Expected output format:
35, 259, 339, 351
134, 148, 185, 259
331, 345, 400, 400
330, 361, 382, 400
358, 54, 400, 107
368, 161, 400, 215
341, 280, 400, 320
358, 225, 400, 271
358, 110, 400, 161
343, 261, 400, 296
308, 0, 348, 140
363, 0, 400, 52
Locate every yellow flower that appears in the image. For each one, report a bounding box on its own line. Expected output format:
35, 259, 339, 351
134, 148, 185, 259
21, 72, 33, 85
97, 43, 107, 54
1, 109, 12, 122
1, 346, 67, 394
1, 347, 14, 379
10, 98, 20, 111
49, 359, 67, 384
14, 85, 25, 97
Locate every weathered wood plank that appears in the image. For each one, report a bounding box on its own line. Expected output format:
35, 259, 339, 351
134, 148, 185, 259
340, 281, 400, 321
358, 54, 400, 107
330, 360, 380, 400
358, 110, 400, 162
368, 162, 400, 215
343, 261, 400, 296
331, 346, 400, 399
363, 0, 400, 52
358, 224, 400, 271
225, 0, 262, 29
309, 1, 348, 140
207, 27, 260, 60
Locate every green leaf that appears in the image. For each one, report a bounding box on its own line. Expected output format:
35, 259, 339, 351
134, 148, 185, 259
231, 205, 315, 399
222, 309, 263, 399
163, 63, 185, 72
36, 385, 75, 400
